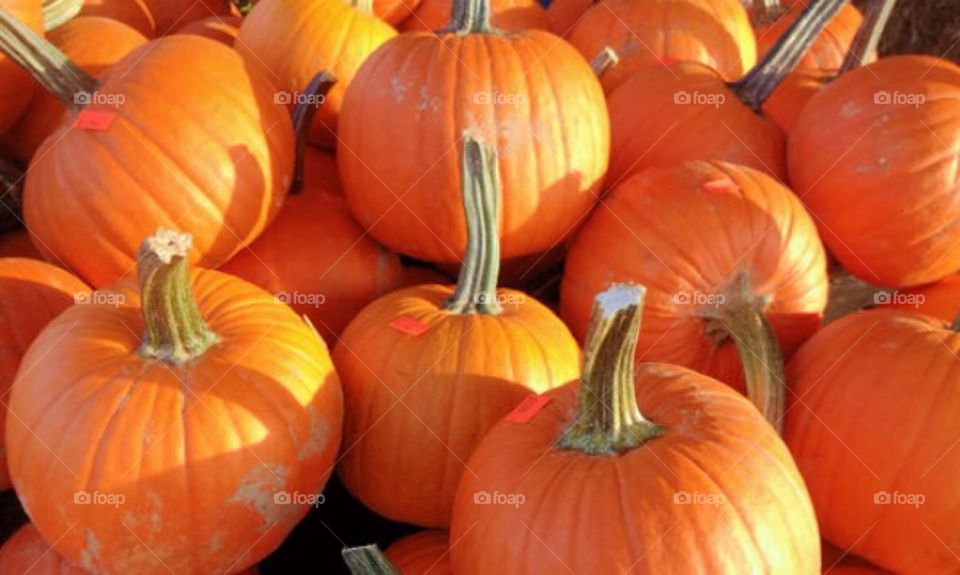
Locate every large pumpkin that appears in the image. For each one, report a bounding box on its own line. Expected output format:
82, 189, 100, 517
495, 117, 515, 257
78, 0, 155, 36
786, 309, 960, 573
384, 531, 452, 575
401, 0, 547, 32
339, 0, 608, 264
0, 258, 88, 489
450, 284, 820, 573
333, 137, 580, 527
0, 0, 42, 135
6, 230, 343, 574
561, 161, 827, 428
789, 55, 960, 287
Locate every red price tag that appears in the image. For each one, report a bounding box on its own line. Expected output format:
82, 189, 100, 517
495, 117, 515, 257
701, 178, 738, 195
506, 394, 551, 424
389, 316, 430, 336
75, 109, 117, 131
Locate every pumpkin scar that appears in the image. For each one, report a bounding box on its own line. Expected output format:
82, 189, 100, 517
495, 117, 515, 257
229, 464, 291, 526
79, 531, 102, 572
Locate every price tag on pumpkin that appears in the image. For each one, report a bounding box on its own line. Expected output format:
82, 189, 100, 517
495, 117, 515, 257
506, 394, 551, 424
701, 177, 738, 195
389, 316, 430, 336
75, 109, 117, 132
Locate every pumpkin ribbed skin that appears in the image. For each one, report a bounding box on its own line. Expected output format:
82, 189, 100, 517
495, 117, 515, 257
881, 275, 960, 323
449, 363, 820, 574
561, 161, 827, 391
546, 0, 592, 35
755, 3, 862, 72
0, 0, 42, 135
333, 285, 580, 527
385, 531, 452, 575
789, 56, 960, 288
7, 268, 343, 574
221, 148, 403, 345
402, 0, 547, 32
78, 0, 155, 37
5, 16, 147, 163
236, 0, 397, 150
786, 310, 960, 573
608, 62, 786, 186
338, 32, 609, 264
23, 35, 295, 288
568, 0, 756, 92
762, 68, 830, 137
176, 14, 241, 45
0, 258, 88, 489
144, 0, 230, 35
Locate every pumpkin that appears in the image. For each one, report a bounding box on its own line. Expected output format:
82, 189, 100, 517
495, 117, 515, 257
876, 275, 960, 323
333, 136, 580, 527
236, 0, 396, 150
375, 0, 419, 23
385, 531, 452, 575
0, 0, 42, 135
821, 542, 889, 574
144, 0, 231, 35
545, 0, 592, 36
78, 0, 155, 36
401, 0, 547, 32
788, 55, 960, 287
0, 15, 295, 287
569, 0, 755, 92
0, 230, 42, 260
753, 0, 862, 72
6, 230, 343, 573
561, 161, 828, 428
606, 0, 847, 186
0, 257, 87, 489
400, 264, 453, 288
338, 0, 608, 264
4, 16, 147, 163
176, 14, 241, 45
449, 283, 820, 573
785, 309, 960, 573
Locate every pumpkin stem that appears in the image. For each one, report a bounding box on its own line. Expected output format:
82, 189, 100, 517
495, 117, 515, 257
444, 134, 503, 315
348, 0, 375, 14
823, 268, 880, 324
291, 71, 338, 196
731, 0, 847, 110
751, 0, 785, 24
700, 273, 785, 434
590, 46, 619, 78
42, 0, 82, 31
0, 155, 24, 233
951, 315, 960, 332
558, 284, 663, 455
137, 230, 218, 364
232, 0, 255, 15
439, 0, 500, 35
0, 7, 98, 109
342, 545, 399, 575
838, 0, 897, 74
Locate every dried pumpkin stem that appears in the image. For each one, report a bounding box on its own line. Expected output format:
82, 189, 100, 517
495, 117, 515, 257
951, 315, 960, 332
752, 0, 785, 24
138, 230, 218, 364
439, 0, 499, 35
42, 0, 82, 31
0, 156, 24, 233
838, 0, 897, 74
292, 71, 338, 195
348, 0, 375, 14
590, 46, 619, 78
732, 0, 847, 110
342, 545, 399, 575
0, 7, 98, 109
558, 284, 662, 455
445, 134, 503, 315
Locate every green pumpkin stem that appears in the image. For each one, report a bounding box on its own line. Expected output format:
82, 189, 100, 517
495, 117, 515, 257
701, 274, 785, 434
838, 0, 897, 74
138, 230, 218, 364
732, 0, 847, 110
0, 7, 98, 109
348, 0, 375, 14
42, 0, 82, 31
444, 134, 503, 315
342, 545, 399, 575
0, 155, 23, 233
590, 46, 619, 78
291, 71, 338, 196
232, 0, 255, 15
558, 284, 663, 455
439, 0, 499, 35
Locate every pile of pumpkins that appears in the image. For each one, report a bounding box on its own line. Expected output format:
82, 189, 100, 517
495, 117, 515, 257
0, 0, 956, 572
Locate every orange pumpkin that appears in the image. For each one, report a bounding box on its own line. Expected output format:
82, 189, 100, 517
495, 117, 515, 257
339, 0, 608, 264
144, 0, 231, 34
385, 531, 452, 575
0, 258, 87, 489
561, 161, 828, 428
789, 55, 960, 287
0, 0, 42, 135
568, 0, 755, 92
333, 137, 580, 527
450, 284, 820, 573
375, 0, 420, 23
754, 1, 862, 72
786, 309, 960, 573
4, 16, 147, 163
545, 0, 592, 36
78, 0, 155, 36
6, 230, 343, 574
176, 14, 242, 45
877, 275, 960, 323
401, 0, 547, 32
0, 17, 295, 287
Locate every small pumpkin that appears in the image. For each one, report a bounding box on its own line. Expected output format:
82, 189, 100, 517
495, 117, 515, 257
77, 0, 155, 36
450, 284, 820, 573
176, 14, 242, 45
6, 230, 343, 574
385, 531, 452, 575
401, 0, 547, 32
333, 136, 580, 527
0, 0, 42, 135
753, 0, 862, 72
785, 309, 960, 573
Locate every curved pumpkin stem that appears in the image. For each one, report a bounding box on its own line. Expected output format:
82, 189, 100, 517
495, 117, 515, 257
439, 0, 499, 35
444, 134, 503, 315
42, 0, 82, 31
751, 0, 785, 25
138, 230, 218, 364
0, 156, 24, 233
590, 46, 619, 78
838, 0, 897, 74
342, 545, 399, 575
348, 0, 375, 14
291, 70, 338, 196
731, 0, 847, 110
558, 284, 663, 455
0, 7, 97, 109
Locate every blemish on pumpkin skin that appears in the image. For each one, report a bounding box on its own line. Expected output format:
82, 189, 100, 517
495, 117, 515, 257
298, 410, 331, 461
840, 101, 861, 118
390, 76, 410, 103
79, 531, 102, 572
229, 464, 290, 526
